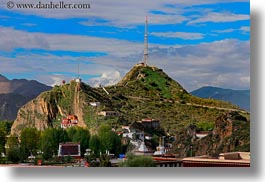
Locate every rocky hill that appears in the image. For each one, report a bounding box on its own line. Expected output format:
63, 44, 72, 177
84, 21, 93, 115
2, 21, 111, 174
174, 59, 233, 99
191, 86, 250, 111
11, 65, 248, 137
0, 74, 52, 121
172, 111, 250, 157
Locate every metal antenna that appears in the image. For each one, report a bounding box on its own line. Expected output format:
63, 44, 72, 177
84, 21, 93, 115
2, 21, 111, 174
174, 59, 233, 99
77, 59, 80, 78
143, 16, 148, 66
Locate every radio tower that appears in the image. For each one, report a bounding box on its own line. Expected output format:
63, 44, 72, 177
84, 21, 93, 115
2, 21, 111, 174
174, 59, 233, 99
143, 16, 148, 66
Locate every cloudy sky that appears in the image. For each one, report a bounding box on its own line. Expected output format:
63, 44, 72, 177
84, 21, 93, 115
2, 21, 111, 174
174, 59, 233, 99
0, 0, 250, 91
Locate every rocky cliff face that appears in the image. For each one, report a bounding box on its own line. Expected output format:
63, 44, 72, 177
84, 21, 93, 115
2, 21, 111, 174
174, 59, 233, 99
172, 111, 250, 157
11, 81, 88, 135
11, 96, 57, 134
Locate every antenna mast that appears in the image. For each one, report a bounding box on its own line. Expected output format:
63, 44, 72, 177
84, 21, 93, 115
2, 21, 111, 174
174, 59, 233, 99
77, 59, 80, 79
75, 58, 82, 83
143, 16, 148, 66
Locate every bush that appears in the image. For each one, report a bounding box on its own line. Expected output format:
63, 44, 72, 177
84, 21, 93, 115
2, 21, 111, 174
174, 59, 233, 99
7, 148, 21, 163
119, 153, 155, 167
196, 121, 214, 131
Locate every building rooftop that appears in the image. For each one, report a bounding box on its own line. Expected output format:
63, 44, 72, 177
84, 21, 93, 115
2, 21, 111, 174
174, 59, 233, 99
182, 152, 250, 165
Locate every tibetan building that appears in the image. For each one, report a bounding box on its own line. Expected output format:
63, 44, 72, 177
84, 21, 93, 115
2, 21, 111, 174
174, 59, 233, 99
61, 115, 78, 129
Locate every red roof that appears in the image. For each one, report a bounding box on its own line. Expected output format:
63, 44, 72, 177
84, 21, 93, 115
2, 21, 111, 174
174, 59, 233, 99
67, 115, 78, 120
61, 120, 70, 124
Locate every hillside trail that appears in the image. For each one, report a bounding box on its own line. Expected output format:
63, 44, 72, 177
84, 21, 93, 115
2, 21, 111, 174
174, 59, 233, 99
185, 102, 248, 114
125, 93, 248, 114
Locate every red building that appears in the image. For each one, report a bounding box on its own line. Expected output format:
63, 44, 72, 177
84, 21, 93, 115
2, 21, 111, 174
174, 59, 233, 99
61, 115, 78, 129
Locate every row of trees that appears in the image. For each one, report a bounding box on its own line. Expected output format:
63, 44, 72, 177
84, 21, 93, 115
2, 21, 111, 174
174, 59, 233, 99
0, 121, 13, 155
4, 124, 123, 163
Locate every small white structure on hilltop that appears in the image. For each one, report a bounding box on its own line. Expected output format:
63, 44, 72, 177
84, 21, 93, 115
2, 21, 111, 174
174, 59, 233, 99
153, 137, 166, 156
75, 78, 82, 83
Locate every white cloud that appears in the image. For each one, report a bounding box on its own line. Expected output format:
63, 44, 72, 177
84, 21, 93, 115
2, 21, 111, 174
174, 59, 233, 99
50, 74, 66, 86
213, 29, 236, 33
213, 26, 250, 34
146, 39, 250, 91
188, 12, 249, 25
0, 38, 250, 91
0, 26, 143, 57
240, 26, 250, 33
151, 31, 204, 40
0, 27, 249, 91
88, 70, 122, 87
0, 0, 249, 27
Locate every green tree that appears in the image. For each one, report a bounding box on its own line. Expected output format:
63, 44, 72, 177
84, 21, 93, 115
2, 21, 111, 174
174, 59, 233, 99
40, 128, 69, 160
98, 124, 122, 156
119, 153, 155, 167
67, 127, 90, 156
112, 132, 122, 156
20, 128, 40, 160
7, 147, 20, 163
0, 125, 7, 154
6, 134, 20, 163
66, 127, 76, 141
89, 135, 100, 156
0, 121, 13, 154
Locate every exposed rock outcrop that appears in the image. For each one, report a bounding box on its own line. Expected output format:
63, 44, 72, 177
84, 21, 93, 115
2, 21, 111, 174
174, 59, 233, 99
172, 111, 250, 157
11, 81, 88, 135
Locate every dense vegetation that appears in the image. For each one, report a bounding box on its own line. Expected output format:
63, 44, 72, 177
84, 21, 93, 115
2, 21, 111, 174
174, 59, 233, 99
0, 121, 13, 156
119, 153, 155, 167
1, 125, 122, 164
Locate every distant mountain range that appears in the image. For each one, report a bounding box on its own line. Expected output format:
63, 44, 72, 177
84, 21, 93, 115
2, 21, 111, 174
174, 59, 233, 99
0, 74, 52, 121
190, 86, 250, 111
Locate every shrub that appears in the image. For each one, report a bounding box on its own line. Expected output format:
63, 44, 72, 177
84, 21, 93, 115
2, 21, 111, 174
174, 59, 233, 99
119, 153, 155, 167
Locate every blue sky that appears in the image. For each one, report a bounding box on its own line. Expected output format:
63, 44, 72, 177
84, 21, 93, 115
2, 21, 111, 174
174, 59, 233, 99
0, 0, 250, 91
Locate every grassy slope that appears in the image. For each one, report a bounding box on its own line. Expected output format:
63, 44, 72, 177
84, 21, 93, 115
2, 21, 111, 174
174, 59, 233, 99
28, 65, 247, 135
92, 65, 245, 134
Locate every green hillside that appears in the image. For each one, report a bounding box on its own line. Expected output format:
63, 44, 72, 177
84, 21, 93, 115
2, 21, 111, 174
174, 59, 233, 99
12, 65, 248, 136
92, 65, 244, 133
